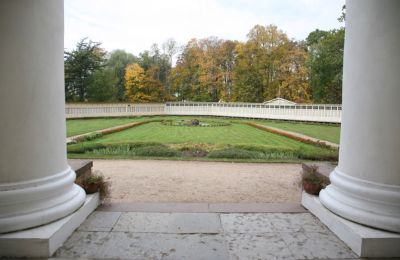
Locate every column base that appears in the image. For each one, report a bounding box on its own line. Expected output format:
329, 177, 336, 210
319, 168, 400, 233
0, 166, 86, 233
0, 193, 99, 258
302, 191, 400, 257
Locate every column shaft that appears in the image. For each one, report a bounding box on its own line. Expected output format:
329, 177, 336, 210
320, 0, 400, 233
0, 0, 85, 233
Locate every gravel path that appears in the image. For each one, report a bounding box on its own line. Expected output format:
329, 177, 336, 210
93, 160, 302, 203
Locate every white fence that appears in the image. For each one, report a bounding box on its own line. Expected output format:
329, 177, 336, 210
66, 102, 342, 123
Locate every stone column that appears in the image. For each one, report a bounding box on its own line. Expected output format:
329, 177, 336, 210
0, 0, 85, 233
320, 0, 400, 233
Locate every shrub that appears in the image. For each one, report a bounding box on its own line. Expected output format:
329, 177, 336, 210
296, 147, 338, 161
208, 148, 263, 159
190, 119, 200, 126
135, 145, 179, 157
178, 143, 209, 156
232, 144, 297, 160
67, 143, 106, 153
302, 165, 328, 195
77, 171, 110, 201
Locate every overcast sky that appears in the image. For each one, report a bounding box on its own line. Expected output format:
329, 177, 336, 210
64, 0, 345, 55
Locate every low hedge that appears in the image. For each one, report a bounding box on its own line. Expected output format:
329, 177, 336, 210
208, 148, 263, 159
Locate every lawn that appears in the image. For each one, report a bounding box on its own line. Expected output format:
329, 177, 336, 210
254, 120, 341, 144
86, 121, 310, 149
66, 117, 147, 137
67, 117, 338, 162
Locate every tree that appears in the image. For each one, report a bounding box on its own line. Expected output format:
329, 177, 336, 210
124, 63, 166, 102
162, 38, 178, 65
106, 50, 137, 101
170, 37, 238, 102
233, 25, 310, 102
64, 38, 106, 101
306, 28, 344, 103
86, 69, 118, 102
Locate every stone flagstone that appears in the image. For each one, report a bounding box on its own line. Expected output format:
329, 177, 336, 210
55, 211, 365, 259
112, 212, 222, 234
78, 212, 121, 232
56, 232, 229, 259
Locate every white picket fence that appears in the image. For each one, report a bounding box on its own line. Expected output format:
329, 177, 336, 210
66, 102, 341, 123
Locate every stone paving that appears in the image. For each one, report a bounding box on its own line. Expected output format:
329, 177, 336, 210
54, 210, 360, 260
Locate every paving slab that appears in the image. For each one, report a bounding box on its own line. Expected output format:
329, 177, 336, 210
268, 213, 329, 233
209, 203, 307, 213
77, 212, 121, 232
55, 232, 229, 260
281, 232, 357, 259
224, 232, 294, 259
98, 202, 209, 212
112, 212, 222, 234
221, 213, 328, 234
221, 213, 275, 233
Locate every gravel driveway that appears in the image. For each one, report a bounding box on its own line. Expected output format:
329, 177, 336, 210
93, 160, 302, 203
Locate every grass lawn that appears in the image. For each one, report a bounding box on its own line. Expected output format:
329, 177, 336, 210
67, 117, 338, 162
66, 117, 148, 137
255, 120, 341, 144
87, 121, 310, 149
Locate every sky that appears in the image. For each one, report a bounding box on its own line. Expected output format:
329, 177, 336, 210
64, 0, 345, 56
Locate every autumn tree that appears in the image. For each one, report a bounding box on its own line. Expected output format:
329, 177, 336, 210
233, 25, 310, 102
124, 63, 166, 102
170, 39, 203, 101
171, 37, 238, 102
277, 41, 310, 103
106, 50, 137, 101
64, 38, 106, 101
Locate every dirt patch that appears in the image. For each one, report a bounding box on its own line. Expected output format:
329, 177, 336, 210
92, 160, 302, 203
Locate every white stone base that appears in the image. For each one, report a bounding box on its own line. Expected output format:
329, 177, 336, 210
0, 193, 99, 258
302, 191, 400, 257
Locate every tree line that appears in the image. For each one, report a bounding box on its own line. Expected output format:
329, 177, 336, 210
65, 24, 344, 104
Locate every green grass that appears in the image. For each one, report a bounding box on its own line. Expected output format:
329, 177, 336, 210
67, 116, 339, 162
66, 117, 146, 137
254, 120, 341, 144
83, 121, 314, 148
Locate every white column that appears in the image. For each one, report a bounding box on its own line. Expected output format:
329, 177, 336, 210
320, 0, 400, 233
0, 0, 85, 233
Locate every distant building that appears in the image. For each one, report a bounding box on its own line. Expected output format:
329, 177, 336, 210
263, 98, 297, 105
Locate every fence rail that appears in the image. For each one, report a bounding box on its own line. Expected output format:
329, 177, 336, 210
66, 102, 341, 123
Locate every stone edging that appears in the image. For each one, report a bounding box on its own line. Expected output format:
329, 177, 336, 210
247, 122, 339, 149
66, 121, 149, 144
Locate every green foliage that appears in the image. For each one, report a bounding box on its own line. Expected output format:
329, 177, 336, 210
135, 145, 178, 157
106, 50, 138, 101
208, 148, 263, 159
64, 38, 106, 101
296, 147, 338, 161
87, 69, 118, 102
306, 28, 345, 103
67, 143, 106, 153
88, 143, 178, 157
